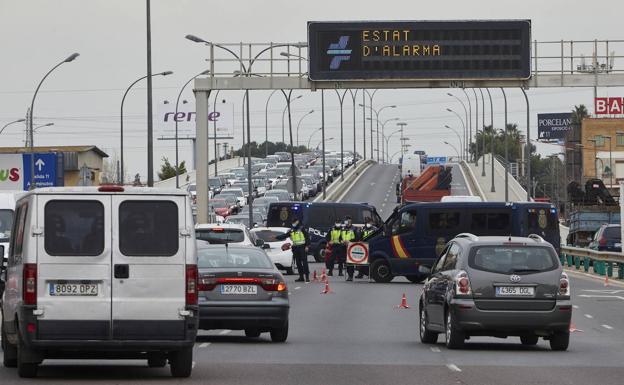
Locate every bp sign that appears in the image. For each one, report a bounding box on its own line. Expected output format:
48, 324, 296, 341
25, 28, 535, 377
308, 20, 531, 81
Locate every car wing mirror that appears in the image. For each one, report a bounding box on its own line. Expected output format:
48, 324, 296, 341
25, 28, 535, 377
261, 243, 270, 249
254, 238, 265, 247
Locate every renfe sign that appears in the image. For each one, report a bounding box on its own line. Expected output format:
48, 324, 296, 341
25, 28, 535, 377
595, 97, 624, 115
308, 20, 532, 81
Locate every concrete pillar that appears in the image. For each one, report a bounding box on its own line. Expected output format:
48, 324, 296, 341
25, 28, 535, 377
195, 89, 209, 224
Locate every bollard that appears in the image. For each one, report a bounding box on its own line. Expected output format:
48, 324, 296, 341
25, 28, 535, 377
559, 254, 565, 265
584, 257, 590, 272
594, 260, 601, 275
618, 263, 624, 280
567, 255, 573, 267
607, 262, 613, 278
575, 256, 581, 270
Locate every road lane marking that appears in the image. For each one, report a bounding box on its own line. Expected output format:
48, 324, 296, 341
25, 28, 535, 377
382, 203, 386, 207
573, 305, 579, 309
219, 330, 231, 335
446, 364, 462, 372
602, 324, 614, 330
295, 286, 301, 290
578, 294, 624, 301
199, 342, 211, 348
430, 347, 441, 353
584, 314, 594, 319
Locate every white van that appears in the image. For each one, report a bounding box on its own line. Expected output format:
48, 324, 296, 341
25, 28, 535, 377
401, 154, 422, 178
0, 186, 198, 378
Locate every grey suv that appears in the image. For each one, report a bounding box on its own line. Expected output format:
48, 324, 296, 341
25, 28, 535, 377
419, 234, 571, 351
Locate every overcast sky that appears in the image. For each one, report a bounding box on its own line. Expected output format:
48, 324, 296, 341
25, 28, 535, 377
1, 0, 623, 182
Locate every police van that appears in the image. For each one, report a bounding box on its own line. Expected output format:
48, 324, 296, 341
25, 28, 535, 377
0, 186, 198, 378
366, 201, 560, 283
266, 202, 382, 262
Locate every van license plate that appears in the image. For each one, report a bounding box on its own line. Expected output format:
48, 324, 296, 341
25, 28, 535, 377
220, 285, 257, 295
49, 283, 98, 296
496, 286, 534, 296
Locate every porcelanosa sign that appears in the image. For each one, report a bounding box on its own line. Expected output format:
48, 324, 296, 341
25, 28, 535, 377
537, 113, 572, 141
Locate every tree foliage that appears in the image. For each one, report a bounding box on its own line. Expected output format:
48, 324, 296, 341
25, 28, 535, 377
233, 141, 310, 158
158, 157, 187, 181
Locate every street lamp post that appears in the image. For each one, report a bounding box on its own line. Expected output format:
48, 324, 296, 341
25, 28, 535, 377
296, 110, 314, 147
367, 117, 400, 164
445, 125, 463, 156
0, 119, 26, 136
264, 89, 279, 156
120, 70, 172, 185
29, 52, 79, 190
478, 88, 486, 175
174, 69, 210, 188
461, 89, 473, 162
444, 141, 460, 159
446, 108, 466, 161
364, 90, 379, 162
316, 137, 334, 150
470, 88, 479, 165
397, 122, 407, 163
448, 92, 469, 161
486, 88, 495, 193
385, 128, 402, 162
307, 127, 322, 149
335, 90, 348, 180
501, 88, 509, 202
521, 88, 532, 201
282, 95, 302, 144
602, 135, 613, 188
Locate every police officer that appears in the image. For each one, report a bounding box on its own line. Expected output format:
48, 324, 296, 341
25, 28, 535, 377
325, 220, 343, 276
342, 216, 357, 281
355, 217, 377, 279
278, 218, 310, 282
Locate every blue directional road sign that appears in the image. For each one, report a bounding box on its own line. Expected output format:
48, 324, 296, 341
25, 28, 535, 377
426, 156, 447, 165
22, 153, 64, 190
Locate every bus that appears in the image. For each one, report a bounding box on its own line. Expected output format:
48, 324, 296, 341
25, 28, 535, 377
266, 202, 382, 262
365, 201, 560, 283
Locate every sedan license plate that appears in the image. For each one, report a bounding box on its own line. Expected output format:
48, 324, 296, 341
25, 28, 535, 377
220, 284, 257, 295
496, 286, 535, 296
49, 282, 98, 296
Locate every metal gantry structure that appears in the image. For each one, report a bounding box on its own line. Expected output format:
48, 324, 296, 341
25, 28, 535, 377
191, 39, 624, 223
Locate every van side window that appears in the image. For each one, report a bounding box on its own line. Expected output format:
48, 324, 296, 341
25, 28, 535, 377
307, 206, 335, 228
470, 211, 510, 235
335, 206, 359, 223
119, 201, 178, 256
45, 200, 104, 256
9, 203, 28, 266
428, 211, 460, 232
392, 211, 417, 235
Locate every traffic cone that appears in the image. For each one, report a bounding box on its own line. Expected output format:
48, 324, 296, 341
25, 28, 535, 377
569, 322, 583, 333
321, 280, 333, 294
396, 293, 410, 309
604, 272, 609, 287
320, 269, 327, 282
312, 270, 319, 282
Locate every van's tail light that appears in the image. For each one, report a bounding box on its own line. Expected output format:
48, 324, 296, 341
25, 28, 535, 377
558, 272, 570, 297
186, 265, 198, 305
281, 242, 292, 251
23, 264, 37, 305
455, 270, 472, 296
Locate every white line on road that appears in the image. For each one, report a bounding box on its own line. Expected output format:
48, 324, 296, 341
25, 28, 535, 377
573, 305, 579, 309
584, 314, 594, 319
199, 342, 211, 348
219, 330, 231, 335
430, 347, 441, 353
446, 364, 462, 372
295, 286, 301, 290
602, 324, 614, 330
382, 203, 386, 207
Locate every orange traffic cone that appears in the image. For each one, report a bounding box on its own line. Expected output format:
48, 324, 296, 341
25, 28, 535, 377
604, 272, 609, 287
396, 293, 410, 309
312, 270, 319, 282
569, 322, 583, 333
321, 280, 333, 294
320, 269, 327, 282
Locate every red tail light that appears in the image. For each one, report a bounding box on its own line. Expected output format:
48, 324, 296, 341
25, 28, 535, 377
559, 272, 570, 296
186, 265, 198, 305
599, 237, 607, 246
281, 242, 292, 251
199, 276, 217, 291
98, 185, 124, 192
260, 278, 287, 292
455, 270, 472, 296
23, 263, 37, 305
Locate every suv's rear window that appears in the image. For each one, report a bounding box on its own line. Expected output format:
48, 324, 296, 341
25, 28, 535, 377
196, 228, 244, 244
45, 200, 104, 256
469, 246, 558, 274
603, 226, 621, 240
198, 248, 273, 269
119, 201, 178, 256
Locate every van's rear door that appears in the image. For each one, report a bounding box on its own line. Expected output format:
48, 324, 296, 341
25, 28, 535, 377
37, 195, 111, 340
111, 195, 187, 340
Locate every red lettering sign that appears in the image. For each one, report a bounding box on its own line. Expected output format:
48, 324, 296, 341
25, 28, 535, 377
595, 97, 624, 115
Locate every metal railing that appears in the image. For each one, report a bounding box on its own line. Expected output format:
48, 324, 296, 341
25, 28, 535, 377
560, 245, 624, 280
196, 39, 624, 80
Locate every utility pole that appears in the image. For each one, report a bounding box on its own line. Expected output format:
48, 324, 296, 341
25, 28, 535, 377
146, 0, 154, 187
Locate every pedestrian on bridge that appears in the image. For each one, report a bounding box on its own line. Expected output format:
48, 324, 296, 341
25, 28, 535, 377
326, 220, 344, 277
277, 218, 310, 282
342, 216, 357, 282
355, 217, 377, 279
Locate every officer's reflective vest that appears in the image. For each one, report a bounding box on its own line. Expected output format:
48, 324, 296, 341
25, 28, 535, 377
342, 227, 356, 242
362, 229, 373, 238
330, 228, 342, 243
291, 230, 306, 246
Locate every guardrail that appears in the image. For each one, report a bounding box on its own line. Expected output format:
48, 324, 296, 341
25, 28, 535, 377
560, 245, 624, 280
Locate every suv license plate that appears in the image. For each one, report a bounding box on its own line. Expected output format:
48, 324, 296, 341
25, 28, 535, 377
220, 285, 258, 295
49, 283, 98, 296
496, 286, 535, 296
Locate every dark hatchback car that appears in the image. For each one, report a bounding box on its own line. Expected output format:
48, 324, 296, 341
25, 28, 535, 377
196, 243, 289, 342
589, 224, 621, 252
419, 234, 571, 351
